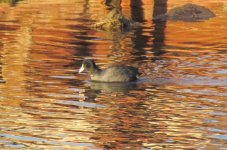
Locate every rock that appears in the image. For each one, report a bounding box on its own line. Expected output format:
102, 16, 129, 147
102, 0, 121, 8
93, 8, 139, 31
154, 3, 215, 21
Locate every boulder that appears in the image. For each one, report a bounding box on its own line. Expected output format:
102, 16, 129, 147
154, 3, 215, 21
93, 8, 139, 31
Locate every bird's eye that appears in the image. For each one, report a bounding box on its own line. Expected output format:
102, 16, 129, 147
85, 62, 90, 68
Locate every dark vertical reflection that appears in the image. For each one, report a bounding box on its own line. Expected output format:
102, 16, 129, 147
103, 0, 121, 8
0, 65, 3, 82
130, 0, 147, 61
130, 0, 143, 22
0, 55, 2, 82
0, 0, 21, 6
71, 0, 101, 100
152, 0, 168, 57
70, 0, 93, 67
75, 0, 92, 57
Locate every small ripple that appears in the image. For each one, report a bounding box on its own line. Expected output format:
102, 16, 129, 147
210, 111, 227, 116
47, 93, 86, 99
50, 75, 75, 79
179, 88, 227, 97
211, 135, 227, 140
56, 100, 105, 108
215, 70, 227, 75
208, 128, 227, 133
0, 140, 26, 148
204, 119, 219, 123
179, 77, 227, 87
0, 133, 94, 147
0, 79, 5, 83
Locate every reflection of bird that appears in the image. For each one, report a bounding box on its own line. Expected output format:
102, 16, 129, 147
79, 59, 140, 82
89, 81, 137, 93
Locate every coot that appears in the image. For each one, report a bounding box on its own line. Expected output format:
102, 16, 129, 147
79, 59, 139, 82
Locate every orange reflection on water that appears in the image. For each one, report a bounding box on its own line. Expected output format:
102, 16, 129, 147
0, 0, 227, 149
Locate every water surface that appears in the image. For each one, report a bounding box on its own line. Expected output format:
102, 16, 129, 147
0, 0, 227, 149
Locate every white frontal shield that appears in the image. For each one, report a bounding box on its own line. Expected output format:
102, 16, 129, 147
79, 64, 85, 73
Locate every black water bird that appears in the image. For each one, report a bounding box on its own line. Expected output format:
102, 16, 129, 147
79, 59, 139, 82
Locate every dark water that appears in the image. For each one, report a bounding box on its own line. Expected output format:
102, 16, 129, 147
0, 0, 227, 149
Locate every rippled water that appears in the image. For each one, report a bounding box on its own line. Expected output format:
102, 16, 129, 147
0, 0, 227, 149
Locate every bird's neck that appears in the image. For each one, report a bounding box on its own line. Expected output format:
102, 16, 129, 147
89, 65, 101, 75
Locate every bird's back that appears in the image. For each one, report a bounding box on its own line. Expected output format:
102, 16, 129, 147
91, 65, 139, 82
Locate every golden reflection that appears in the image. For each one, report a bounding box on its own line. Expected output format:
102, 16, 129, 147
84, 87, 218, 149
0, 0, 226, 149
0, 5, 34, 106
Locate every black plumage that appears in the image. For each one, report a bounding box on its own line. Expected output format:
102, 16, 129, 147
79, 59, 139, 82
